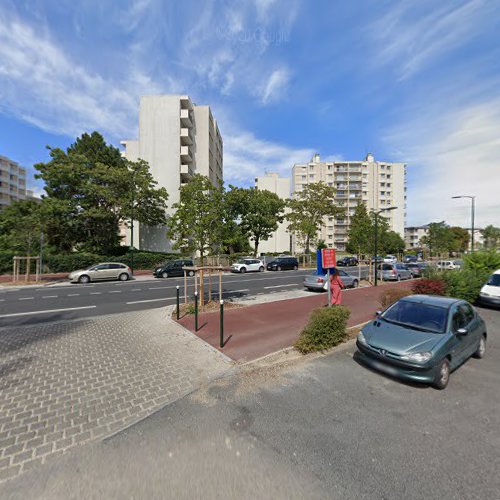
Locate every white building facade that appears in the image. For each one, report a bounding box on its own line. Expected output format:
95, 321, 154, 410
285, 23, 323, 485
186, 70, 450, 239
292, 153, 406, 252
121, 95, 223, 251
0, 155, 36, 210
254, 173, 291, 254
404, 225, 429, 249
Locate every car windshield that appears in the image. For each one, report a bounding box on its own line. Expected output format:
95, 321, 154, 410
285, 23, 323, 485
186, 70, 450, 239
487, 274, 500, 287
381, 300, 448, 333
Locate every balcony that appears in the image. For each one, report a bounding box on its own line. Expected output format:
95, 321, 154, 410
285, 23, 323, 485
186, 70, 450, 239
180, 164, 194, 183
180, 146, 193, 164
180, 96, 193, 110
180, 109, 193, 127
180, 128, 193, 145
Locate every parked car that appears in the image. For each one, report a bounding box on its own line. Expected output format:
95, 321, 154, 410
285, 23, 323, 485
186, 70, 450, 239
377, 263, 412, 281
437, 260, 463, 270
479, 269, 500, 307
356, 295, 487, 389
371, 255, 383, 264
69, 263, 132, 284
403, 255, 418, 263
406, 262, 422, 277
266, 256, 299, 271
383, 255, 398, 264
153, 259, 194, 278
303, 269, 359, 291
231, 258, 265, 273
336, 256, 359, 267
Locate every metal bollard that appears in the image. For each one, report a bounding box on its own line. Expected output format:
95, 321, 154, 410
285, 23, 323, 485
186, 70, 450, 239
220, 299, 224, 348
194, 291, 198, 332
176, 286, 180, 320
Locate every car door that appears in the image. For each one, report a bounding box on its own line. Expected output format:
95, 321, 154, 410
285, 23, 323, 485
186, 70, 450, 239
169, 261, 182, 277
338, 269, 352, 287
108, 263, 124, 279
449, 305, 472, 366
90, 264, 111, 281
460, 303, 481, 357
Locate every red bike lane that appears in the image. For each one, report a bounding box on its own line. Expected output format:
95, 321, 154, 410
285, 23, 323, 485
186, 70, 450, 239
177, 281, 413, 362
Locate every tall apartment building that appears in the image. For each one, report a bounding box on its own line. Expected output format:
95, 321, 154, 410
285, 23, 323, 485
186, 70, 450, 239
255, 173, 291, 254
121, 95, 223, 251
404, 225, 429, 249
0, 154, 35, 209
292, 153, 406, 252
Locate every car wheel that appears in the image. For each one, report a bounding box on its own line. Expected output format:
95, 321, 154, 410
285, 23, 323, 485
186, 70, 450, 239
277, 266, 282, 271
162, 271, 169, 279
259, 266, 264, 272
188, 270, 195, 277
78, 275, 90, 284
240, 267, 246, 273
352, 279, 359, 288
473, 335, 486, 359
433, 359, 450, 390
118, 273, 129, 281
293, 265, 298, 271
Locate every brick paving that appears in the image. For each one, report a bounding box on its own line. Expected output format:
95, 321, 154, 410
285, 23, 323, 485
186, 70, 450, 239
0, 308, 231, 481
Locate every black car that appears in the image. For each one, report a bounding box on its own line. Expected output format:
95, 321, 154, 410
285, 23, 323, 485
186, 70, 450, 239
267, 256, 299, 271
404, 255, 418, 263
154, 259, 194, 278
337, 256, 359, 267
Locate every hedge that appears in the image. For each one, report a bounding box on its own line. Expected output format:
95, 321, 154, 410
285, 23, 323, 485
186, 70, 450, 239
295, 305, 351, 353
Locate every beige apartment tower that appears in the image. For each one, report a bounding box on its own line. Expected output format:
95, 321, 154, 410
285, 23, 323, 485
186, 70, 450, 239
121, 95, 223, 251
292, 153, 406, 252
255, 173, 291, 254
0, 155, 36, 209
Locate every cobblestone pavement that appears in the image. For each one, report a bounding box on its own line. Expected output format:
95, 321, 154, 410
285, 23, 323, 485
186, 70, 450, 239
0, 307, 232, 482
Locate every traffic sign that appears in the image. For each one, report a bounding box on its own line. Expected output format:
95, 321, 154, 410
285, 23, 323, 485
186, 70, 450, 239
321, 248, 336, 269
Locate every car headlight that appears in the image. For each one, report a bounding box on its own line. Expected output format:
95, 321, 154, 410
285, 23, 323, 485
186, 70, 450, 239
400, 351, 433, 363
357, 332, 368, 346
480, 292, 491, 297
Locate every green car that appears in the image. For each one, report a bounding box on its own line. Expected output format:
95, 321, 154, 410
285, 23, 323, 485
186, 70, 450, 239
356, 295, 487, 389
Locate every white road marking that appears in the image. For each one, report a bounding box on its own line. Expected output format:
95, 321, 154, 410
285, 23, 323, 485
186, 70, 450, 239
19, 297, 35, 300
0, 305, 97, 318
109, 291, 121, 294
131, 289, 142, 291
148, 286, 170, 290
67, 293, 80, 297
126, 298, 172, 305
42, 295, 58, 299
263, 284, 300, 289
222, 289, 249, 294
90, 292, 102, 295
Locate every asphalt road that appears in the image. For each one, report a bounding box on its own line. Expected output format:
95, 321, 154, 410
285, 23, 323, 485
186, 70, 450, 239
2, 305, 498, 499
0, 266, 369, 328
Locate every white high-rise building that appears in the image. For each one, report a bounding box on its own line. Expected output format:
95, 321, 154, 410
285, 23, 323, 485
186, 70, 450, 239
254, 173, 291, 254
121, 95, 223, 251
0, 155, 37, 210
292, 153, 406, 252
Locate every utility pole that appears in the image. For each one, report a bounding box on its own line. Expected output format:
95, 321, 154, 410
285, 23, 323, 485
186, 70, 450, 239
452, 195, 476, 253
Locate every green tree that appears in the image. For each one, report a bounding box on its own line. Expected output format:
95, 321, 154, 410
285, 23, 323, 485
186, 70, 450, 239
167, 175, 224, 264
35, 132, 168, 254
449, 226, 470, 253
0, 200, 43, 254
481, 225, 500, 250
420, 222, 453, 257
226, 187, 285, 256
346, 202, 372, 255
381, 230, 406, 255
286, 183, 344, 253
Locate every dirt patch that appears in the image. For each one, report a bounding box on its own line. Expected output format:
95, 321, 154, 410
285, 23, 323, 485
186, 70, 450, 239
172, 300, 244, 319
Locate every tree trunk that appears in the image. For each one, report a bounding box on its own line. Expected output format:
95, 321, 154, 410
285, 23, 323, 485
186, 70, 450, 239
254, 237, 259, 257
305, 235, 310, 254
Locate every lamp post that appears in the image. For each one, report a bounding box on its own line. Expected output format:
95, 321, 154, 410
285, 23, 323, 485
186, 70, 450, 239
130, 168, 138, 273
373, 206, 398, 287
452, 195, 476, 253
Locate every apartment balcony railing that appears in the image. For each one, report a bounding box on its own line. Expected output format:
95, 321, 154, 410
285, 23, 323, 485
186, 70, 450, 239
180, 164, 194, 182
180, 109, 193, 128
180, 128, 194, 145
180, 146, 193, 164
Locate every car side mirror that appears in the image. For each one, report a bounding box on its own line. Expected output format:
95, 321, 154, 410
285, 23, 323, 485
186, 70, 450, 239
375, 310, 381, 317
456, 328, 468, 336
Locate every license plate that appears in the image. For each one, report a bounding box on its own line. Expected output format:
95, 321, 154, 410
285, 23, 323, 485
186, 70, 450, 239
371, 359, 399, 377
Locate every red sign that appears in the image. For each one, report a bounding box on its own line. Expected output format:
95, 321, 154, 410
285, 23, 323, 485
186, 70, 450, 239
321, 248, 336, 269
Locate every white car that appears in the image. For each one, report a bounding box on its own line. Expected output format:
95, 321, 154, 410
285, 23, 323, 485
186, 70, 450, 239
437, 260, 463, 270
383, 255, 397, 264
230, 258, 265, 273
479, 269, 500, 307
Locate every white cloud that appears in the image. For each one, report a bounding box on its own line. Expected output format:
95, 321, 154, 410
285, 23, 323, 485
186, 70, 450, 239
259, 68, 290, 104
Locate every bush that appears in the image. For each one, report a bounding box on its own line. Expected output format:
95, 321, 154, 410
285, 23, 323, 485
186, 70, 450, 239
0, 251, 16, 274
464, 250, 500, 273
412, 278, 446, 296
295, 306, 350, 354
441, 268, 490, 303
379, 287, 413, 309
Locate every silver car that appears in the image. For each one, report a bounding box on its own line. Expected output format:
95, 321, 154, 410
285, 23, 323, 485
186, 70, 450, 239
303, 269, 359, 291
377, 263, 412, 281
69, 263, 132, 284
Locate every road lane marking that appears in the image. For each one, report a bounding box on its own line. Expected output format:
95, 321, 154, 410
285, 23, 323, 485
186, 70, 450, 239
263, 284, 300, 289
132, 289, 142, 291
126, 298, 173, 305
148, 286, 170, 290
109, 291, 121, 293
90, 292, 101, 295
42, 295, 58, 299
0, 305, 97, 318
19, 297, 35, 300
67, 293, 80, 297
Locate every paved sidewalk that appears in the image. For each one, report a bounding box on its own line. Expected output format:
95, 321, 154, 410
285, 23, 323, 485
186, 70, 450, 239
0, 307, 231, 482
178, 281, 413, 362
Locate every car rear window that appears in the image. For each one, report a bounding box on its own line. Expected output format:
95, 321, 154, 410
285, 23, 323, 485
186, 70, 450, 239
382, 300, 448, 333
382, 264, 393, 271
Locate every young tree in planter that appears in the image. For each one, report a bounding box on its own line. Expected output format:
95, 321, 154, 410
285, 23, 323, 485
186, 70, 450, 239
286, 183, 344, 253
226, 187, 285, 257
167, 175, 224, 264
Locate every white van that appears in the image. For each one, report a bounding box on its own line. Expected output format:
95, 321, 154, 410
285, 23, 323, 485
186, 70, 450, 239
479, 269, 500, 307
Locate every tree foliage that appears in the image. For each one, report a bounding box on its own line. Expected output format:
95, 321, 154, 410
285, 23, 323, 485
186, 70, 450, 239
226, 187, 285, 256
449, 226, 470, 253
346, 202, 372, 255
481, 225, 500, 250
34, 132, 168, 254
420, 222, 454, 256
167, 175, 224, 263
286, 183, 344, 253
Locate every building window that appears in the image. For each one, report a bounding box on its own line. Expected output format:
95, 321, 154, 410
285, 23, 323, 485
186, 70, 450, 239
302, 175, 306, 180
387, 174, 391, 179
309, 174, 314, 179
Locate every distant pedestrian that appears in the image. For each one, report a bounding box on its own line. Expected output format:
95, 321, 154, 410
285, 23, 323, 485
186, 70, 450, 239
329, 268, 345, 306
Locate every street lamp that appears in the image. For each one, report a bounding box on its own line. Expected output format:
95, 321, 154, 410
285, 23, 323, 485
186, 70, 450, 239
452, 195, 476, 253
130, 168, 138, 274
372, 206, 398, 287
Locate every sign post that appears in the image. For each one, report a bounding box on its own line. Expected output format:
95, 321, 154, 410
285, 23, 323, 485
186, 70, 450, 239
321, 249, 336, 307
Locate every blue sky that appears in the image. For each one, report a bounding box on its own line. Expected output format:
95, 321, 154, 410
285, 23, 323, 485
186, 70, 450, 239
1, 0, 499, 227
